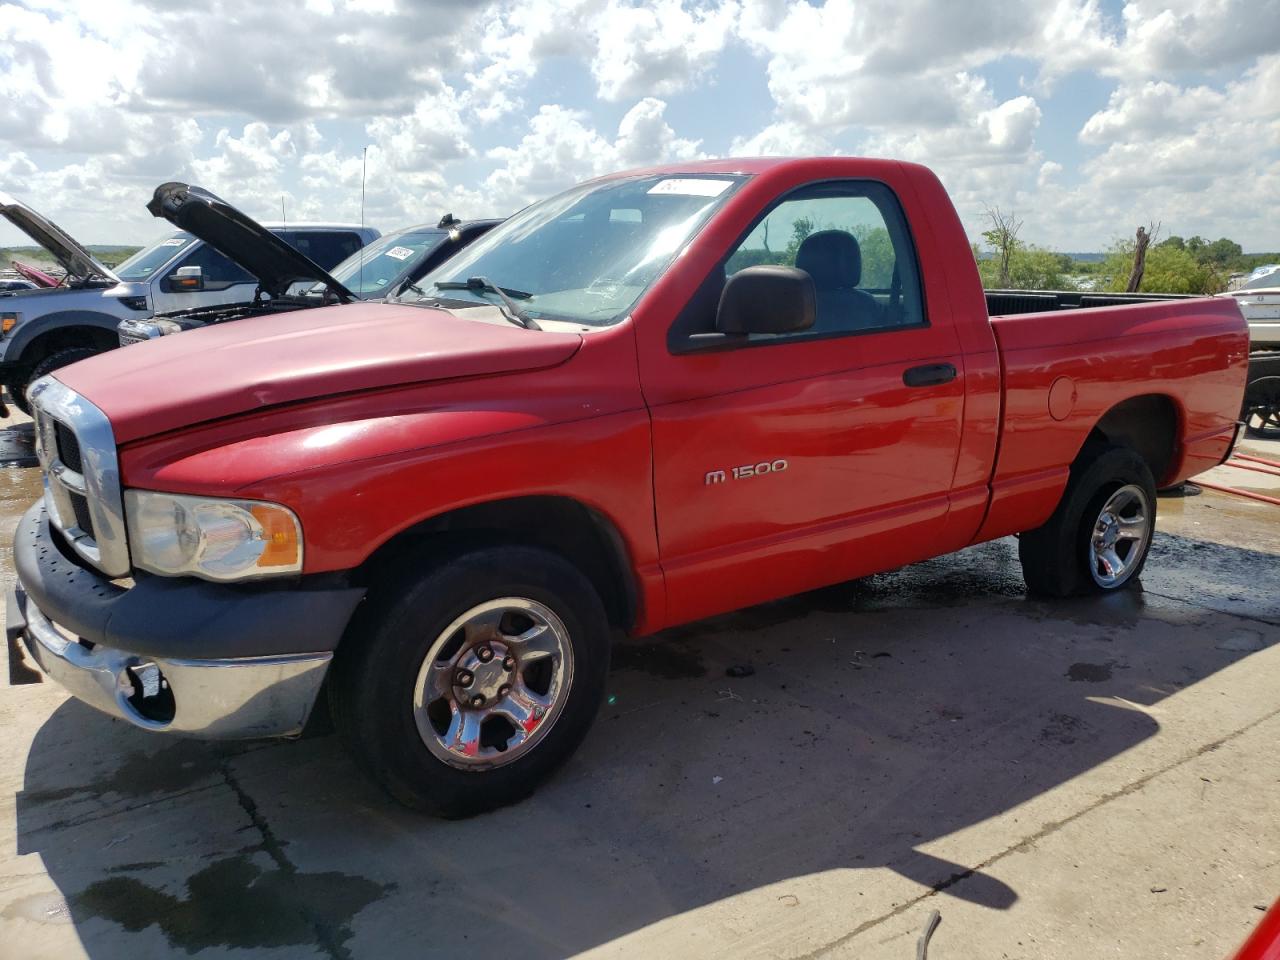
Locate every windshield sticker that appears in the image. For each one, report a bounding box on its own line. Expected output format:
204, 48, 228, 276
162, 238, 188, 246
384, 246, 415, 261
647, 178, 734, 198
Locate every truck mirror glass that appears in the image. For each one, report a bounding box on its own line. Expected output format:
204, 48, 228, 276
716, 265, 816, 336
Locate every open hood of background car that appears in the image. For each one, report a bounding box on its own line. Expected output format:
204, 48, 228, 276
147, 182, 356, 302
0, 192, 120, 284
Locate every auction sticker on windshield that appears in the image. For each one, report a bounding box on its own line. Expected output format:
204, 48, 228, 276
647, 178, 735, 197
384, 246, 415, 261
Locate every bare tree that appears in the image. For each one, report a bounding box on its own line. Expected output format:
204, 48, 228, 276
1125, 221, 1161, 292
982, 205, 1023, 288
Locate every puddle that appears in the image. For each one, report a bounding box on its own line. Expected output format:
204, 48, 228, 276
75, 854, 390, 954
2, 890, 74, 926
0, 424, 37, 468
0, 457, 42, 506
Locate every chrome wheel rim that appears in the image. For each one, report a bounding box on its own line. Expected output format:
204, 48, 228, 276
413, 597, 573, 769
1088, 484, 1152, 588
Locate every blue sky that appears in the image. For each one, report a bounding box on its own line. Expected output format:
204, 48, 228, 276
2, 0, 1278, 253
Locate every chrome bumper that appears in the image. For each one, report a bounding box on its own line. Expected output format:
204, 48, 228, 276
11, 586, 331, 739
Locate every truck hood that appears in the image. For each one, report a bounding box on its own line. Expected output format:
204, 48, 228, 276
54, 301, 583, 444
147, 182, 355, 302
0, 192, 120, 284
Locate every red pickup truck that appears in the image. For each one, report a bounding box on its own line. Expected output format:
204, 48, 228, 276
9, 158, 1247, 817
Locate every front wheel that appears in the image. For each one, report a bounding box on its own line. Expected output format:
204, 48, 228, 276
329, 545, 611, 817
1019, 446, 1157, 597
10, 346, 105, 415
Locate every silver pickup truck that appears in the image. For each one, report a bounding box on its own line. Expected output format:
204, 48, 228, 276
0, 191, 378, 412
118, 184, 500, 346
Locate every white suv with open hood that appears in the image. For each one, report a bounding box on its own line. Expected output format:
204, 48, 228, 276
0, 191, 377, 413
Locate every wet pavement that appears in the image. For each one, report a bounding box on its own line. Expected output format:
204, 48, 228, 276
0, 421, 1277, 960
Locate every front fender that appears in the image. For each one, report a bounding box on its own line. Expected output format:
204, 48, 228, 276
4, 309, 129, 364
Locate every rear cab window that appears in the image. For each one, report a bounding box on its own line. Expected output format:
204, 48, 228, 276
279, 231, 364, 270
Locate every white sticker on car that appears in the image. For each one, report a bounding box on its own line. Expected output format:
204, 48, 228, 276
384, 246, 415, 261
162, 237, 188, 246
647, 178, 734, 197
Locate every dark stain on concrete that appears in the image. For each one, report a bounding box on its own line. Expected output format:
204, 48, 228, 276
611, 639, 706, 678
1040, 713, 1088, 745
21, 742, 236, 805
1067, 662, 1113, 683
75, 854, 390, 956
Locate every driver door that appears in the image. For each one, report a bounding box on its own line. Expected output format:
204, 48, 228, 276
645, 179, 967, 624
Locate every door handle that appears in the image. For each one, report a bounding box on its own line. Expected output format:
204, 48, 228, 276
903, 363, 957, 387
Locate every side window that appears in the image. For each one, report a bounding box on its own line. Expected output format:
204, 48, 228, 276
284, 231, 364, 269
721, 181, 925, 336
175, 243, 254, 286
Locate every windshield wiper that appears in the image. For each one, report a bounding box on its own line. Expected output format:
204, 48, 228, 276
435, 276, 540, 330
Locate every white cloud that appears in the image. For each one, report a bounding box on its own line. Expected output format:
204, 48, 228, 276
478, 97, 703, 212
1, 0, 1278, 253
589, 0, 739, 101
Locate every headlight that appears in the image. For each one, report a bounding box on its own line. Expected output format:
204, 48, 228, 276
124, 490, 302, 581
151, 318, 185, 336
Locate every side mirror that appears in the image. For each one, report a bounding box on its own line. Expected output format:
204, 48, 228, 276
717, 265, 815, 336
171, 265, 204, 292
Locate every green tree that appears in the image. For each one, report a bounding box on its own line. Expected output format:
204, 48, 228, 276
977, 246, 1073, 290
782, 216, 815, 262
1101, 241, 1223, 294
1200, 237, 1243, 265
854, 225, 895, 288
1159, 235, 1185, 251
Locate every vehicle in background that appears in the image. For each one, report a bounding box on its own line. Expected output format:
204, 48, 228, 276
0, 278, 38, 292
1223, 268, 1280, 350
12, 260, 57, 287
116, 182, 362, 345
120, 207, 501, 345
9, 157, 1247, 818
0, 189, 379, 413
1221, 266, 1280, 436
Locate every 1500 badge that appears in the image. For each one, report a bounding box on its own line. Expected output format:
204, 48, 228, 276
705, 460, 789, 484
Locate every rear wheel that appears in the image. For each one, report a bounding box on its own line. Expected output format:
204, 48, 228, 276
1019, 446, 1157, 597
1243, 375, 1280, 439
330, 545, 610, 817
9, 346, 103, 415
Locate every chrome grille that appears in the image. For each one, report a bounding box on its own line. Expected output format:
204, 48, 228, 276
29, 377, 130, 577
54, 421, 83, 473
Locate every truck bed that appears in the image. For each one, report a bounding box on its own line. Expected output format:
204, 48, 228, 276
986, 289, 1197, 317
975, 295, 1248, 543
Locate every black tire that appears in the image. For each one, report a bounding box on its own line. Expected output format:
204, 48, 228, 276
329, 544, 611, 817
1242, 375, 1280, 439
11, 347, 104, 415
1019, 446, 1157, 597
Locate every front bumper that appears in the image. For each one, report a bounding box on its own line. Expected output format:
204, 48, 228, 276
9, 502, 365, 738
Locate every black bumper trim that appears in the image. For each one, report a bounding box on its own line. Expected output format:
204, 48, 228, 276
12, 502, 366, 660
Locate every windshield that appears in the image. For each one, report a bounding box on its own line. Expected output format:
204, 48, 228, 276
325, 229, 446, 296
402, 174, 745, 325
115, 231, 195, 281
1242, 266, 1280, 290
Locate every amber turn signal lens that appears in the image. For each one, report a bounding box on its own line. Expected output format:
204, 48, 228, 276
250, 505, 301, 567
